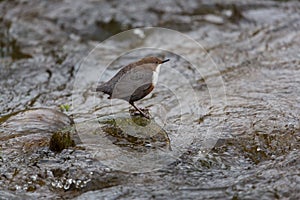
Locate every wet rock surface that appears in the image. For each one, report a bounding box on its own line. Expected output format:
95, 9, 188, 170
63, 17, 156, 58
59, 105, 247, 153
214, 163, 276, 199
0, 0, 300, 199
0, 108, 77, 152
100, 116, 171, 152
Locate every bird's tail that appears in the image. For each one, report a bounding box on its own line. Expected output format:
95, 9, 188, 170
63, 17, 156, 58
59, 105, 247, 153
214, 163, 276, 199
96, 83, 111, 95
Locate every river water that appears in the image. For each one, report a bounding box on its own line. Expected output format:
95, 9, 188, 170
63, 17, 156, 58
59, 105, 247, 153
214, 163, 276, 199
0, 0, 299, 199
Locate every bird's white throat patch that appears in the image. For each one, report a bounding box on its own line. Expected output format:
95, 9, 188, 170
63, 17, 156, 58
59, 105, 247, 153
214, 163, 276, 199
152, 64, 161, 86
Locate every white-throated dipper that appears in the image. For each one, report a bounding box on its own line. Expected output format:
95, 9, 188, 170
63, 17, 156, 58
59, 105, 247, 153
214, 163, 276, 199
96, 57, 170, 118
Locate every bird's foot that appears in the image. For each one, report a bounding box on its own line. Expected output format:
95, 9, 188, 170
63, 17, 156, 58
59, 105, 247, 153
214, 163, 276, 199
129, 108, 149, 112
129, 108, 151, 119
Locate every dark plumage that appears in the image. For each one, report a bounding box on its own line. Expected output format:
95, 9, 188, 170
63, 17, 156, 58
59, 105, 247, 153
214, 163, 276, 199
97, 57, 170, 118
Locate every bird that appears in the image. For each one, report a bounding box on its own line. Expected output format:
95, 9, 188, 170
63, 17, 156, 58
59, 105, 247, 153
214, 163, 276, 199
96, 56, 170, 118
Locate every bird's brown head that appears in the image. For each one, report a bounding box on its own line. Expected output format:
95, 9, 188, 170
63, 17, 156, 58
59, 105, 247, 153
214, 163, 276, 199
138, 57, 170, 65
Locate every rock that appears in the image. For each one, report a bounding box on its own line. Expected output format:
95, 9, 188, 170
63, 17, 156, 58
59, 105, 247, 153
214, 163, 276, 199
0, 108, 79, 153
49, 130, 76, 153
100, 115, 171, 152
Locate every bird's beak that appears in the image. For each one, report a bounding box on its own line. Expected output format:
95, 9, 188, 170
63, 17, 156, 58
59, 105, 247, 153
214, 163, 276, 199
161, 59, 170, 63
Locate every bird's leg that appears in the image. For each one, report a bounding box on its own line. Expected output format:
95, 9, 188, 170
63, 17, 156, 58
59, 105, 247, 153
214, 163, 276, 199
129, 102, 150, 119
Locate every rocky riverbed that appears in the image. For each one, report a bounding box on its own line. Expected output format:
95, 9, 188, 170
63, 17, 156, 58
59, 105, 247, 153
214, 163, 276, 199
0, 0, 299, 199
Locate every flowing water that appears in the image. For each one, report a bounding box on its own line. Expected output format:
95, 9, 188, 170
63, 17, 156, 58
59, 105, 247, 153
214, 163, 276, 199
0, 0, 299, 199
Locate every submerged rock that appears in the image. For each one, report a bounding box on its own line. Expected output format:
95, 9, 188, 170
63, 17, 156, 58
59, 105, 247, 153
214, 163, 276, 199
100, 115, 171, 152
49, 130, 76, 153
0, 108, 79, 153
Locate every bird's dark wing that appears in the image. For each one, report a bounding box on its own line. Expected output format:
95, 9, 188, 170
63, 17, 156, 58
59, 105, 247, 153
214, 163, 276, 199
110, 67, 153, 101
129, 83, 154, 103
